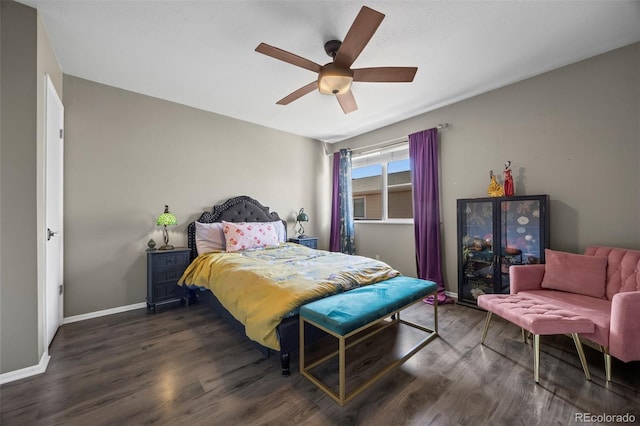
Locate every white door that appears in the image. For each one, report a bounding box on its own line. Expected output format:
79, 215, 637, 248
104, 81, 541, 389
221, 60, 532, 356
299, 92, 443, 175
45, 75, 64, 347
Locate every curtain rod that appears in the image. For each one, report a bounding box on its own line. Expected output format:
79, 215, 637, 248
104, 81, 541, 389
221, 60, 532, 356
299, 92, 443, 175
347, 123, 450, 156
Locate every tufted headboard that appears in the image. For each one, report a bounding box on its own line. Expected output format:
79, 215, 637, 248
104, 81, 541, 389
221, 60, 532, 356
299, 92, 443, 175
187, 195, 287, 261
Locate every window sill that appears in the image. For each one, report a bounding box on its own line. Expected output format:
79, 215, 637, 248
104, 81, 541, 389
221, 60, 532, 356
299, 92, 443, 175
354, 219, 414, 225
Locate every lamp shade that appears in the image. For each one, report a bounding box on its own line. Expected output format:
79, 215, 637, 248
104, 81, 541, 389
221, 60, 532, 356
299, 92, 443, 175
296, 208, 309, 223
157, 205, 177, 250
156, 205, 177, 226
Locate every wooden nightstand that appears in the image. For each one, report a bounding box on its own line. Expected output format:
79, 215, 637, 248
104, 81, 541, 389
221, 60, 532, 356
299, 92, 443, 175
146, 248, 190, 313
288, 236, 318, 249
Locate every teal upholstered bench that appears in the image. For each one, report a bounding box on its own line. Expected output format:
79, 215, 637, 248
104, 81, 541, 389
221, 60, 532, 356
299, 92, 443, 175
299, 276, 439, 406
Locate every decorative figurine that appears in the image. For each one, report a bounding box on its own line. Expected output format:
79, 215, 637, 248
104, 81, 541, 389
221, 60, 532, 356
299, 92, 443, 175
503, 160, 514, 196
487, 170, 504, 197
146, 239, 157, 251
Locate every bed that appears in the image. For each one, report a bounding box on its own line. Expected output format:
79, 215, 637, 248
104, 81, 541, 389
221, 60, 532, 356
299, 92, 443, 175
180, 195, 399, 376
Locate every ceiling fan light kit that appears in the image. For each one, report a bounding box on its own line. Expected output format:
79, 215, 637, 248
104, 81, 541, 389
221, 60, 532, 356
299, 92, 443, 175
255, 6, 417, 114
318, 63, 354, 95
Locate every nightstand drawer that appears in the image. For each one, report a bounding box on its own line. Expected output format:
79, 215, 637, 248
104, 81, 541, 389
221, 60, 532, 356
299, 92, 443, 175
153, 268, 183, 283
154, 252, 189, 268
153, 282, 182, 301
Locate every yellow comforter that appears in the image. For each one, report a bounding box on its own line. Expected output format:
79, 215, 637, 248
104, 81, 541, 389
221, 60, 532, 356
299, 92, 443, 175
178, 243, 399, 350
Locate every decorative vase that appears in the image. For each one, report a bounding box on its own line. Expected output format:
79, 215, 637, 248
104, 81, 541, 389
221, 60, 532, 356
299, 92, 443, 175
147, 239, 157, 251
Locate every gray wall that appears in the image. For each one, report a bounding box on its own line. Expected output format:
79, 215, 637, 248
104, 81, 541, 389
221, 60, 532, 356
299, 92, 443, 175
334, 43, 640, 295
1, 2, 37, 373
1, 0, 40, 374
1, 1, 64, 374
63, 76, 329, 317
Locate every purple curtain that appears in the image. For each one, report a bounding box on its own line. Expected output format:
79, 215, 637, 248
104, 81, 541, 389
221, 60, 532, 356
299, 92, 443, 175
329, 152, 341, 252
409, 128, 453, 304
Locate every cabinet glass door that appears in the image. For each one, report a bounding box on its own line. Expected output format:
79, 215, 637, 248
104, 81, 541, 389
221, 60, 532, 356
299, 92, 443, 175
499, 198, 545, 264
459, 200, 496, 304
498, 197, 546, 297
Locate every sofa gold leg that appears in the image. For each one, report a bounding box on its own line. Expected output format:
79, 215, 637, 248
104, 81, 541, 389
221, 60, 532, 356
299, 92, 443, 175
481, 312, 492, 344
529, 334, 593, 384
600, 346, 612, 382
534, 334, 540, 383
572, 333, 591, 380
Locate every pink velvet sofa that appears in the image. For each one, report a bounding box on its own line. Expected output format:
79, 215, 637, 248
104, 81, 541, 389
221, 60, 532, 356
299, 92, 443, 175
509, 246, 640, 381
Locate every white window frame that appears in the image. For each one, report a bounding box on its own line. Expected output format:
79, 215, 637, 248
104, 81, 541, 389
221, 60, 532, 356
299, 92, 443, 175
351, 142, 413, 224
353, 196, 366, 219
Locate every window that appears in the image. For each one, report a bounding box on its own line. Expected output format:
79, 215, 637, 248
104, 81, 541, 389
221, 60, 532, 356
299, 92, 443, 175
351, 164, 382, 219
351, 143, 413, 221
353, 197, 366, 219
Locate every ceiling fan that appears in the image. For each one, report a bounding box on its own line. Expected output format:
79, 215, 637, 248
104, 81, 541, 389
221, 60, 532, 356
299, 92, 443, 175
255, 6, 417, 114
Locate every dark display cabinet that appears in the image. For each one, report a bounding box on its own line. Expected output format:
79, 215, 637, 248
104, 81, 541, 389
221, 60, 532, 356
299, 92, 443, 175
457, 195, 550, 308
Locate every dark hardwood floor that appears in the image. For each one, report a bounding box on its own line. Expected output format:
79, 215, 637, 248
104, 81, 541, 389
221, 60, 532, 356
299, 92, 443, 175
1, 301, 638, 425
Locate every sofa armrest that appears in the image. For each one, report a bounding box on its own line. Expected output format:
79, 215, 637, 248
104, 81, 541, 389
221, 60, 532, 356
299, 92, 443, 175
509, 264, 546, 294
609, 291, 640, 363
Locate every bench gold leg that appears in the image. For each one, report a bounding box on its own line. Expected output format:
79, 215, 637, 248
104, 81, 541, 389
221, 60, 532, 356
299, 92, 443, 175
433, 297, 438, 334
572, 333, 591, 380
299, 318, 305, 373
339, 337, 346, 405
534, 334, 540, 383
521, 328, 526, 343
481, 312, 492, 344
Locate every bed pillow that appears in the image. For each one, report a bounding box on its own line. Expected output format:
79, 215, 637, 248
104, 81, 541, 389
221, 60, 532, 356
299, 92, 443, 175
229, 221, 286, 242
222, 221, 280, 252
195, 221, 226, 254
272, 220, 286, 243
540, 249, 607, 298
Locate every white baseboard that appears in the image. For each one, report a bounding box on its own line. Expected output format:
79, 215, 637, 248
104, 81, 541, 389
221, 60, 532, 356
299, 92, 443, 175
63, 302, 147, 324
0, 351, 50, 385
0, 302, 146, 384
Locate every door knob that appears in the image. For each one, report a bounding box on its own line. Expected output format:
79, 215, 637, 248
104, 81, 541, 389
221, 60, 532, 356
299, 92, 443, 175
47, 228, 58, 241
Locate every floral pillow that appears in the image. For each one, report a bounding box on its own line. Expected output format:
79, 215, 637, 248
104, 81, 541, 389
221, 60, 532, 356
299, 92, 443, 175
222, 221, 280, 252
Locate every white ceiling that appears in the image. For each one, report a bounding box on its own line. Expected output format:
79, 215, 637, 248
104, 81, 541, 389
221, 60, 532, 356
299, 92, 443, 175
20, 1, 640, 143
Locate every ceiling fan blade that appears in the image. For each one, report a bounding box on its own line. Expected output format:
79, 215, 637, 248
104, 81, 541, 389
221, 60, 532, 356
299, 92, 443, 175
334, 6, 385, 69
353, 67, 418, 82
336, 90, 358, 114
276, 81, 318, 105
256, 43, 322, 74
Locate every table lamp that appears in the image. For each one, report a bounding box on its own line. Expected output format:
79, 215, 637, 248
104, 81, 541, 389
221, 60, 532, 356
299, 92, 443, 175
156, 205, 178, 250
296, 208, 309, 238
